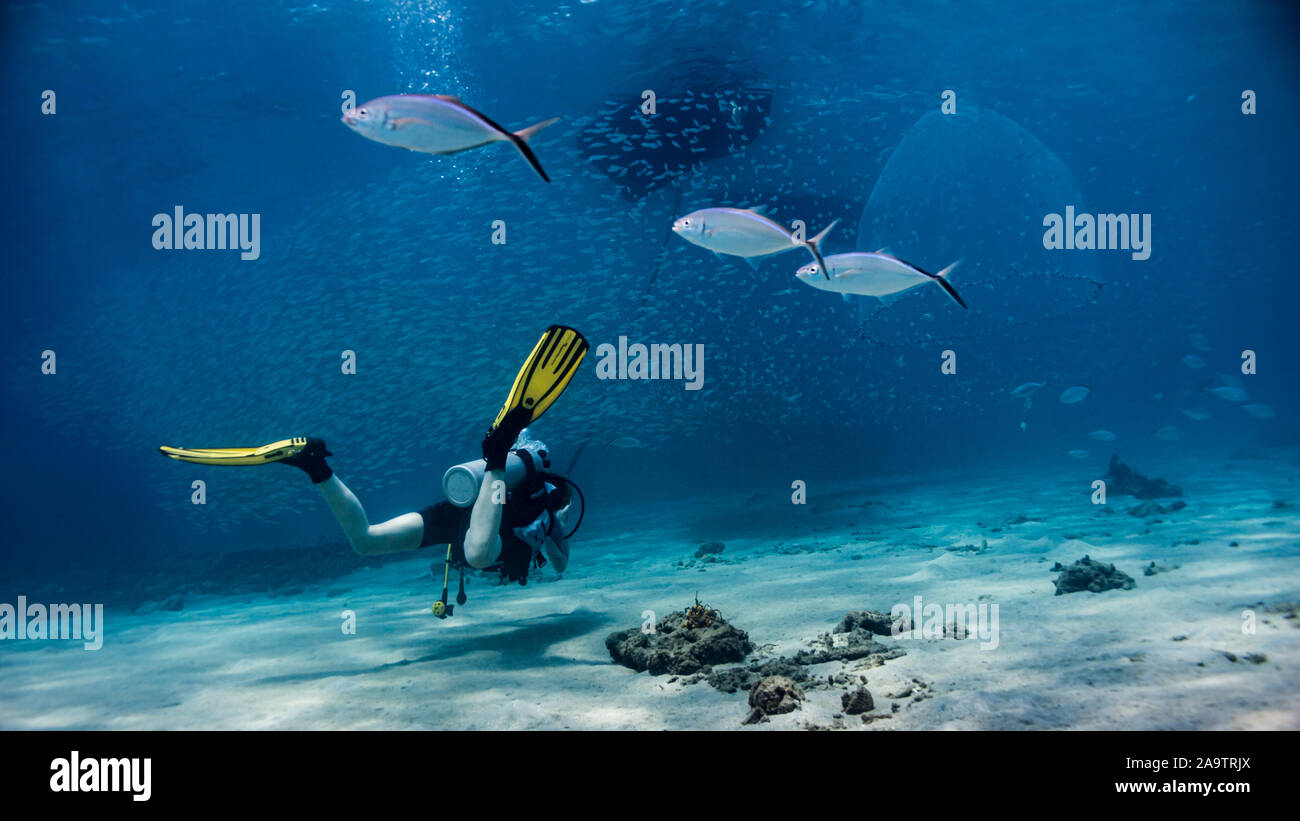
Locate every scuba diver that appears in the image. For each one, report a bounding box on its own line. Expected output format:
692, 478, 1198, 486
158, 325, 590, 618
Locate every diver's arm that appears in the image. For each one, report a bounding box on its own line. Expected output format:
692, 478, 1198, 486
470, 409, 528, 569
463, 469, 505, 568
542, 526, 569, 573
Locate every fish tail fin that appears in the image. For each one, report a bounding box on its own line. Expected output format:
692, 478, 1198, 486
809, 218, 839, 249
510, 116, 560, 182
932, 258, 968, 309
804, 219, 839, 280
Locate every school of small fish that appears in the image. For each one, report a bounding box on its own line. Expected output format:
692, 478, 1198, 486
28, 6, 1276, 532
1011, 331, 1275, 462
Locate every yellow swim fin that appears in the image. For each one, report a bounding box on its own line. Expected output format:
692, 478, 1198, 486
158, 437, 310, 466
492, 325, 589, 431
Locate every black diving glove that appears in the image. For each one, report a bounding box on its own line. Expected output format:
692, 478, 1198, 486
482, 407, 529, 471
281, 437, 334, 484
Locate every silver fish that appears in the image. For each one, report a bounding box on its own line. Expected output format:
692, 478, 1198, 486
1182, 354, 1206, 369
1058, 385, 1092, 404
672, 208, 837, 273
794, 252, 967, 308
1242, 403, 1275, 419
1067, 449, 1090, 459
342, 94, 559, 181
1153, 425, 1182, 441
1011, 381, 1046, 409
1088, 430, 1118, 441
1210, 386, 1248, 402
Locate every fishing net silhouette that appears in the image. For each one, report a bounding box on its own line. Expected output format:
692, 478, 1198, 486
854, 106, 1103, 347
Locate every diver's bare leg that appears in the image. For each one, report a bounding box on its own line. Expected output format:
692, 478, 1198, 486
319, 475, 423, 555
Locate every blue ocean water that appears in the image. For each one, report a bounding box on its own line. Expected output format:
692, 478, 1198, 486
1, 0, 1298, 730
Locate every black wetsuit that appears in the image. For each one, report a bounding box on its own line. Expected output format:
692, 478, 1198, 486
417, 474, 564, 584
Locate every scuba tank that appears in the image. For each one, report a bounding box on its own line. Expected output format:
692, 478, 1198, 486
443, 447, 585, 537
433, 449, 585, 619
441, 447, 551, 507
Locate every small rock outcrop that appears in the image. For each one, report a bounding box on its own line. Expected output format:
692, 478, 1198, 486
1105, 455, 1183, 500
793, 626, 900, 666
707, 657, 807, 693
743, 675, 803, 724
1127, 500, 1187, 517
607, 603, 910, 728
835, 609, 902, 636
1143, 561, 1178, 576
841, 687, 875, 715
1051, 555, 1136, 595
694, 541, 726, 559
605, 598, 752, 676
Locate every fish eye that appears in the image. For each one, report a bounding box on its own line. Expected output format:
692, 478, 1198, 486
358, 108, 367, 117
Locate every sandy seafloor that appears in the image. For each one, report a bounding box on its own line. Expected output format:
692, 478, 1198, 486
3, 450, 1298, 731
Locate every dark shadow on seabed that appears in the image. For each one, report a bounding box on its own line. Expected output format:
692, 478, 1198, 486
251, 608, 617, 685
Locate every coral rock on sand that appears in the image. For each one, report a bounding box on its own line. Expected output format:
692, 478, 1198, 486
694, 541, 725, 558
1051, 555, 1136, 595
793, 629, 901, 666
841, 687, 875, 715
605, 605, 753, 676
1143, 561, 1178, 576
1128, 500, 1187, 518
835, 609, 903, 636
607, 605, 909, 726
1127, 501, 1167, 517
708, 658, 808, 693
1104, 455, 1183, 500
707, 610, 907, 693
744, 676, 803, 724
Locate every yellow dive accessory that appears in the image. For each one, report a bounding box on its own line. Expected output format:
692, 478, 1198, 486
492, 325, 589, 431
432, 542, 467, 619
433, 543, 453, 619
158, 437, 309, 466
